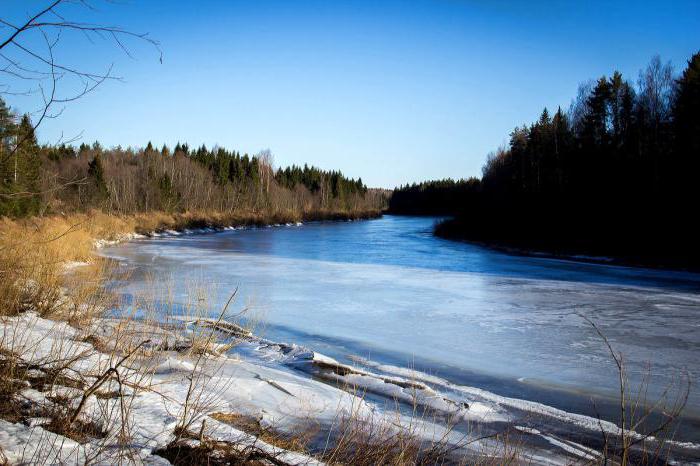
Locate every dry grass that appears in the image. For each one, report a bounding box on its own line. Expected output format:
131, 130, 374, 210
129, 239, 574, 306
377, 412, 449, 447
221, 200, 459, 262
0, 349, 32, 424
0, 214, 102, 320
0, 209, 164, 462
211, 412, 317, 455
153, 429, 280, 466
312, 388, 520, 466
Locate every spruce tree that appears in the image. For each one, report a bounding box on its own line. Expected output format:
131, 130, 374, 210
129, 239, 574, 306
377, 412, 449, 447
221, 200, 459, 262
0, 98, 17, 208
0, 114, 41, 216
673, 51, 700, 195
584, 77, 612, 148
88, 154, 109, 202
0, 97, 15, 155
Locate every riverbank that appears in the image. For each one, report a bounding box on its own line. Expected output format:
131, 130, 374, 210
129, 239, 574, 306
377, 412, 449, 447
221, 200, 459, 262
1, 310, 441, 462
0, 210, 460, 465
2, 213, 698, 464
1, 209, 486, 465
4, 306, 483, 464
1, 207, 381, 262
434, 216, 700, 272
3, 306, 698, 464
0, 208, 382, 324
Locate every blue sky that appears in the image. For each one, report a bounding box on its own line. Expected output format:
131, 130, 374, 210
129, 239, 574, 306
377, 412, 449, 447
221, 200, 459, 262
3, 1, 699, 188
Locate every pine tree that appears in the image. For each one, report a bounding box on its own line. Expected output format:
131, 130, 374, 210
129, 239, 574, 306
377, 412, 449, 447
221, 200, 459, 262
0, 114, 41, 216
673, 51, 700, 195
88, 154, 108, 202
0, 97, 15, 156
584, 77, 612, 148
552, 107, 573, 191
0, 98, 17, 201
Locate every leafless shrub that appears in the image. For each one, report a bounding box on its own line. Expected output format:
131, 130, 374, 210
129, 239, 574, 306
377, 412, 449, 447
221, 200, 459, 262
581, 314, 690, 465
174, 289, 241, 437
0, 0, 160, 151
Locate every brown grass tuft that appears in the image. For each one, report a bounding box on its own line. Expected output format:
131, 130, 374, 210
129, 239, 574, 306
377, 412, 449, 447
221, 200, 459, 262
211, 412, 316, 455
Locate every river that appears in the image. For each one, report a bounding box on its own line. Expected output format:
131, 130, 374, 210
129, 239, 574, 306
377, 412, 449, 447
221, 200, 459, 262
102, 215, 700, 452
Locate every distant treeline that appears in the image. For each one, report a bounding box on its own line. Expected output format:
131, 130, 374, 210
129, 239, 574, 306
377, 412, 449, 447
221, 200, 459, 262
0, 108, 385, 218
275, 164, 367, 200
390, 52, 700, 267
389, 178, 480, 216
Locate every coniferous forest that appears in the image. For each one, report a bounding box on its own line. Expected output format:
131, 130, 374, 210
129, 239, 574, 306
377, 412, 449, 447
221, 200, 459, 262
390, 53, 700, 268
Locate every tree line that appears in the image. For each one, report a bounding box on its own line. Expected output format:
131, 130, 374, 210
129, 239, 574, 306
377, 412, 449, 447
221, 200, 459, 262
0, 104, 384, 218
389, 178, 480, 216
390, 52, 700, 267
0, 99, 42, 217
276, 164, 367, 204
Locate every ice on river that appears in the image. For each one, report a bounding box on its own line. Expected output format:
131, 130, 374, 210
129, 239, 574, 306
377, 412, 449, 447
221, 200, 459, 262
101, 216, 700, 447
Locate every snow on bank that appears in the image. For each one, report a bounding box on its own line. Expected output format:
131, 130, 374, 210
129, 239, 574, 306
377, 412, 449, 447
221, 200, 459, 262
178, 321, 509, 426
93, 222, 305, 249
0, 312, 332, 464
0, 311, 582, 465
349, 357, 700, 453
62, 261, 90, 271
169, 316, 700, 462
5, 309, 697, 465
94, 232, 146, 249
180, 321, 700, 463
4, 311, 521, 464
310, 353, 507, 424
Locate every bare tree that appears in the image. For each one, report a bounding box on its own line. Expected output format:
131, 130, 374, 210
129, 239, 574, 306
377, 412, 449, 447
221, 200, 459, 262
568, 80, 594, 136
0, 0, 161, 157
257, 148, 274, 195
637, 56, 674, 128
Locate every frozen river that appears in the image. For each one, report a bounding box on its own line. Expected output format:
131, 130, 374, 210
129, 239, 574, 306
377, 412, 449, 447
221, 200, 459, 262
103, 215, 700, 448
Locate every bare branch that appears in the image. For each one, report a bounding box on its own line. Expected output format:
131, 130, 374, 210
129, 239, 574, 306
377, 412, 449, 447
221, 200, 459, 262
0, 0, 63, 51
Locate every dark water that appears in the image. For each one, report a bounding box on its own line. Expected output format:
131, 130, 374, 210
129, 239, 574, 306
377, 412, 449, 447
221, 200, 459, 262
103, 215, 700, 443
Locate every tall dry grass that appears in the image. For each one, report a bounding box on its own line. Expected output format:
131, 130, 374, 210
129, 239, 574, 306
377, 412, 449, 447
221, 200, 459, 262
1, 215, 98, 320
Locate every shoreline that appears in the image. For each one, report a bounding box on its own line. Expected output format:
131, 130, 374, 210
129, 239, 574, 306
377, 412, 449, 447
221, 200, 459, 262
93, 209, 383, 249
438, 232, 700, 274
124, 208, 383, 240
3, 212, 699, 464
98, 219, 700, 460
387, 213, 700, 273
6, 304, 696, 465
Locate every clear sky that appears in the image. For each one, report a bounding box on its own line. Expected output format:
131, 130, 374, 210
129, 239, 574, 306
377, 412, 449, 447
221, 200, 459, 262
3, 1, 699, 188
